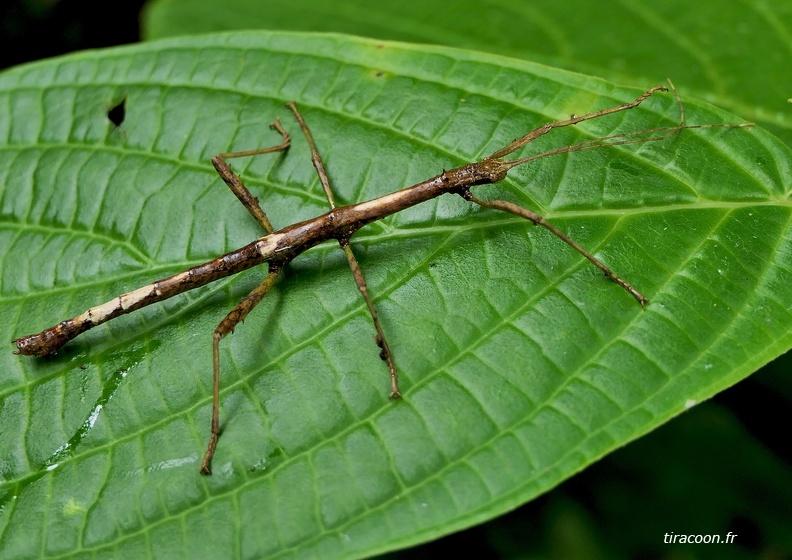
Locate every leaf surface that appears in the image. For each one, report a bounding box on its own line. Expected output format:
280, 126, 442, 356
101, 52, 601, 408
143, 0, 792, 145
1, 32, 791, 559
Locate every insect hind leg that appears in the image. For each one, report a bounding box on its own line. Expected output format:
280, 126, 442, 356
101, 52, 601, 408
211, 119, 291, 234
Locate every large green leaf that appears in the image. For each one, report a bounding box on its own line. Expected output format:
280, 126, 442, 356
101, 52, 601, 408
1, 32, 790, 558
445, 401, 792, 559
143, 0, 792, 145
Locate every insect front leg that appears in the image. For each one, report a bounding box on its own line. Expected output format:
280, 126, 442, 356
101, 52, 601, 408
459, 188, 648, 306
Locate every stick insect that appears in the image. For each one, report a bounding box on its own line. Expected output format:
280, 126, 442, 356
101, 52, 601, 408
12, 83, 749, 474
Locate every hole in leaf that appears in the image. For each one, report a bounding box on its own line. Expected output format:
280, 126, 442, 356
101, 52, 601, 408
107, 95, 127, 128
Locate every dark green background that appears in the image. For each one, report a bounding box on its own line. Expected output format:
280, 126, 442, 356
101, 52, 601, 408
2, 1, 790, 558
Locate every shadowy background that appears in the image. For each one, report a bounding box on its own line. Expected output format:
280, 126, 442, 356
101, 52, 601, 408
1, 0, 147, 70
3, 0, 790, 558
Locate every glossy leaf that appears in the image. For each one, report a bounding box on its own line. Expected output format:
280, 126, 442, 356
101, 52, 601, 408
1, 32, 791, 559
143, 0, 792, 145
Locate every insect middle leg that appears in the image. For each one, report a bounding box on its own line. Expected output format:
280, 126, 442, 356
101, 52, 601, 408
286, 102, 400, 398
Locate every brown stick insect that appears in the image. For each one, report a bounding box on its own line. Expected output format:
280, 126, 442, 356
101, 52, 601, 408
12, 83, 750, 474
